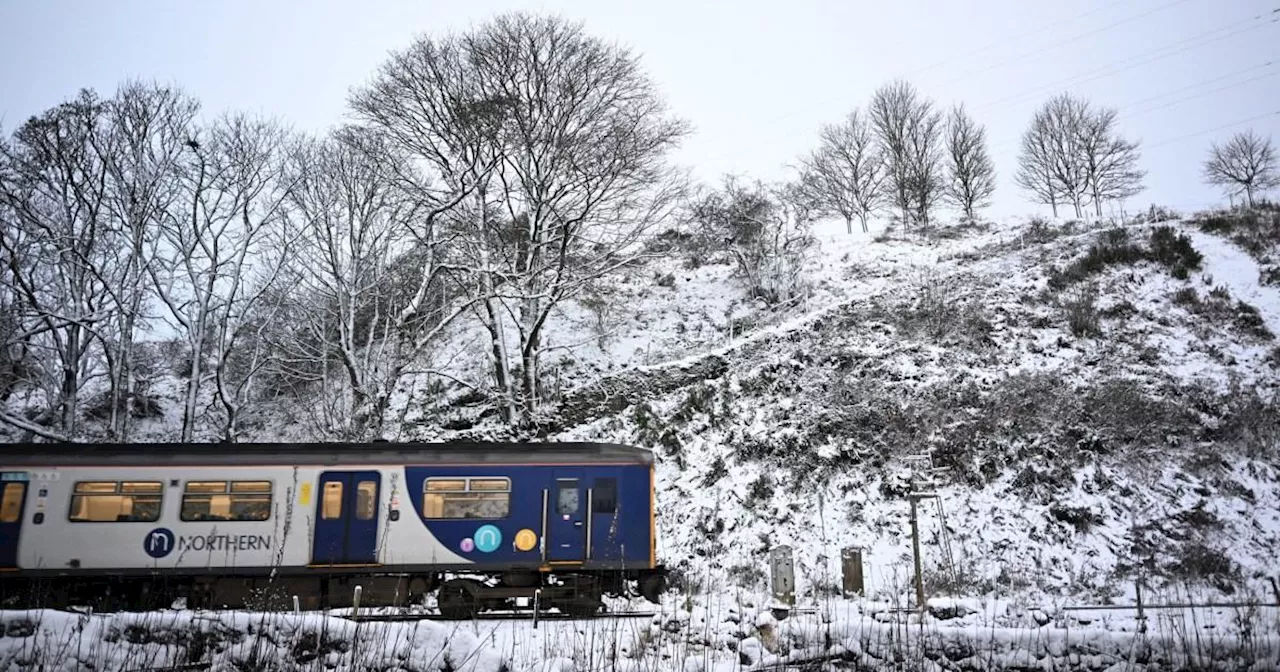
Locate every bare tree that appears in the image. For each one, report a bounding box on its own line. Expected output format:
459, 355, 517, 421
99, 81, 198, 440
146, 114, 295, 441
869, 80, 943, 228
1079, 106, 1144, 217
801, 109, 884, 234
349, 26, 518, 425
357, 13, 688, 427
476, 13, 688, 426
1015, 112, 1061, 217
0, 90, 116, 438
944, 104, 997, 222
1203, 130, 1278, 208
904, 106, 946, 228
279, 127, 457, 439
1017, 94, 1096, 218
692, 177, 815, 304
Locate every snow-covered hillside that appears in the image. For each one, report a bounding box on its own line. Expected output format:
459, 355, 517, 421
538, 209, 1280, 607
6, 207, 1280, 610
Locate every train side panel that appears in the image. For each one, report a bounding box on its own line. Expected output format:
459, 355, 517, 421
5, 461, 654, 576
9, 465, 469, 574
401, 463, 653, 570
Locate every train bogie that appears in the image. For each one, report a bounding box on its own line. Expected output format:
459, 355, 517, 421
0, 442, 666, 616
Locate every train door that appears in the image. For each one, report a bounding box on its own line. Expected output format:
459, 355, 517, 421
547, 470, 586, 562
588, 473, 620, 562
311, 471, 381, 565
0, 473, 29, 569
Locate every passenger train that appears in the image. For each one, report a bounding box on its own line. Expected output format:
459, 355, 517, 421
0, 441, 666, 617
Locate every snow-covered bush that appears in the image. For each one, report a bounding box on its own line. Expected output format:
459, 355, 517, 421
689, 177, 816, 305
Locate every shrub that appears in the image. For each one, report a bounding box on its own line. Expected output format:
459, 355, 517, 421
1050, 504, 1104, 534
690, 177, 815, 304
1174, 285, 1274, 341
1062, 284, 1101, 337
1193, 207, 1280, 259
1048, 225, 1202, 288
1167, 542, 1240, 591
1149, 225, 1204, 278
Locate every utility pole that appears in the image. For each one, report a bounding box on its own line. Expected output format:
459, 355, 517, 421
904, 453, 952, 613
908, 493, 925, 610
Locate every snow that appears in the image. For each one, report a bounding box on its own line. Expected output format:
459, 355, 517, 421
1185, 226, 1280, 336
8, 212, 1280, 669
8, 595, 1280, 671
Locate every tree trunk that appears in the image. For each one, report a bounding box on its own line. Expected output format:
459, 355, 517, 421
481, 298, 515, 424
520, 337, 539, 427
181, 333, 202, 442
60, 350, 78, 437
845, 216, 852, 235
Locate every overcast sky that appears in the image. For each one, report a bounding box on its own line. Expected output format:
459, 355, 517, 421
1, 0, 1277, 220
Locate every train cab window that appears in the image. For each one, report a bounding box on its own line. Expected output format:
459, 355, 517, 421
1, 483, 24, 523
180, 480, 272, 521
355, 480, 377, 520
69, 481, 162, 522
592, 478, 617, 514
423, 477, 509, 519
321, 482, 343, 519
556, 479, 580, 515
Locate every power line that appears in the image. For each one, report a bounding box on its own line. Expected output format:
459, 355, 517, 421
896, 0, 1131, 82
925, 0, 1197, 93
988, 61, 1279, 154
759, 0, 1200, 129
1115, 60, 1277, 114
1143, 110, 1280, 150
972, 9, 1279, 113
1118, 68, 1279, 122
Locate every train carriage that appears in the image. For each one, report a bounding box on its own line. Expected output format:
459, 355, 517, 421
0, 441, 666, 617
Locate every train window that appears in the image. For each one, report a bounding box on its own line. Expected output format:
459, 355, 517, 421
1, 483, 23, 523
322, 482, 343, 519
556, 479, 580, 515
592, 478, 617, 514
356, 481, 376, 520
180, 480, 272, 522
69, 480, 163, 522
423, 477, 510, 519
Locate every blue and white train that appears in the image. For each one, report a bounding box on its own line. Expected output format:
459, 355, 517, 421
0, 441, 666, 617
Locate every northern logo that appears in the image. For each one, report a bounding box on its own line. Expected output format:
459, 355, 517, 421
144, 528, 176, 559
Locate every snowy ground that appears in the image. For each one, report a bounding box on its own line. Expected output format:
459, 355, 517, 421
6, 592, 1280, 671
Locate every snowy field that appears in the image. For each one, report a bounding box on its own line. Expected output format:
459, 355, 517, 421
5, 593, 1280, 671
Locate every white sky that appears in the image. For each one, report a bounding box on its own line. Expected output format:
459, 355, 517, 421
2, 0, 1277, 220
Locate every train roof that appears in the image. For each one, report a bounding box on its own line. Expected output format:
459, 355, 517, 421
0, 441, 655, 468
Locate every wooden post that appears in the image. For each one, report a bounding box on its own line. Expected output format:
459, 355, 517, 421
1135, 578, 1146, 633
910, 496, 925, 612
841, 547, 865, 597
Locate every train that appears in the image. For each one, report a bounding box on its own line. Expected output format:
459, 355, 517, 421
0, 441, 666, 617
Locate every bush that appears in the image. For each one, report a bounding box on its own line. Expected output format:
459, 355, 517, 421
1173, 285, 1274, 341
1193, 207, 1280, 259
1048, 225, 1202, 288
690, 177, 815, 304
1050, 504, 1104, 534
1149, 225, 1204, 278
1062, 284, 1101, 337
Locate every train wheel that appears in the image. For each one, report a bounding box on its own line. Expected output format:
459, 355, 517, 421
436, 579, 480, 620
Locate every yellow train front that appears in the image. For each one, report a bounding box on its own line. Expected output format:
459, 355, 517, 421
0, 441, 666, 617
